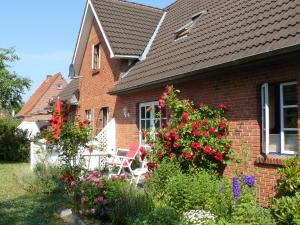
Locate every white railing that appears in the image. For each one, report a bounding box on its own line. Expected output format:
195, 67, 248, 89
30, 119, 116, 171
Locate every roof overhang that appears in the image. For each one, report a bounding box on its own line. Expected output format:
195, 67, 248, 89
109, 44, 300, 95
72, 0, 140, 75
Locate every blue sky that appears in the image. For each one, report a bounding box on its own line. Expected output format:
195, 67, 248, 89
0, 0, 173, 102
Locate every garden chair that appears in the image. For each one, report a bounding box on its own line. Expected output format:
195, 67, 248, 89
106, 142, 140, 177
130, 159, 148, 187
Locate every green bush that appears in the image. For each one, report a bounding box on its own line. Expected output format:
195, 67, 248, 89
276, 156, 300, 196
164, 170, 232, 218
271, 192, 300, 225
131, 207, 182, 225
0, 119, 30, 162
110, 188, 154, 225
20, 163, 64, 194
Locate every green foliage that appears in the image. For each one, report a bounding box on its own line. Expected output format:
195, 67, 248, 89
147, 159, 181, 200
145, 86, 232, 172
20, 163, 64, 194
0, 47, 31, 110
276, 156, 300, 196
163, 170, 232, 218
270, 192, 300, 225
131, 207, 182, 225
0, 119, 30, 162
111, 188, 154, 225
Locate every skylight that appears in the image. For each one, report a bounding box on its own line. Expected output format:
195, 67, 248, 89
175, 10, 207, 40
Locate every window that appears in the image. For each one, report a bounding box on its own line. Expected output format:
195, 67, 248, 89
102, 107, 109, 128
174, 10, 207, 40
85, 109, 92, 122
139, 101, 167, 145
261, 82, 298, 155
57, 84, 63, 90
92, 44, 100, 70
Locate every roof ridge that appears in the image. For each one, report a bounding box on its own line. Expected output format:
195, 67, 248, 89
116, 0, 164, 12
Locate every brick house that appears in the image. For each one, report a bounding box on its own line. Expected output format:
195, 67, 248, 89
17, 73, 67, 135
69, 0, 300, 202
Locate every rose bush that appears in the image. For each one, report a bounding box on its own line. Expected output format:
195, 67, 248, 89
144, 85, 232, 171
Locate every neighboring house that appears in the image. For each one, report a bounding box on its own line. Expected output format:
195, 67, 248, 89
16, 73, 67, 136
70, 0, 300, 203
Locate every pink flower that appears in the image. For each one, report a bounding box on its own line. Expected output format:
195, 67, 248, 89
146, 106, 152, 111
80, 196, 86, 204
90, 208, 96, 215
70, 181, 76, 188
220, 102, 229, 110
199, 102, 205, 108
169, 153, 175, 158
157, 150, 163, 157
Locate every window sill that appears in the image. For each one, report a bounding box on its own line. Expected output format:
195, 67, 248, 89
255, 154, 295, 166
92, 69, 100, 75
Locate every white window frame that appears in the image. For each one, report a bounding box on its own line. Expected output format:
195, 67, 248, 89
92, 44, 101, 70
139, 101, 167, 145
261, 81, 298, 155
85, 109, 92, 122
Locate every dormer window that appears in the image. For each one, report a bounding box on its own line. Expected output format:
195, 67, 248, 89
92, 43, 101, 71
175, 10, 207, 40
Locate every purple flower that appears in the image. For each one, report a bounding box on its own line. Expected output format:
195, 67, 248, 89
242, 175, 256, 187
232, 176, 241, 199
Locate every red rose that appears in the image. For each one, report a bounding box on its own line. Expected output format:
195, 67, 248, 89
163, 133, 169, 141
209, 127, 216, 134
182, 112, 189, 121
164, 145, 170, 151
146, 106, 152, 112
219, 102, 229, 110
173, 143, 179, 148
156, 131, 162, 137
202, 119, 208, 126
219, 121, 227, 129
169, 152, 175, 159
214, 152, 223, 161
140, 147, 147, 161
178, 122, 185, 131
192, 121, 199, 129
203, 145, 211, 154
203, 132, 209, 138
199, 102, 205, 108
174, 134, 179, 141
216, 133, 223, 139
191, 142, 199, 150
184, 152, 192, 159
170, 129, 176, 137
157, 150, 163, 157
225, 144, 231, 149
192, 129, 200, 137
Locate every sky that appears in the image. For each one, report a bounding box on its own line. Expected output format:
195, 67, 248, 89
0, 0, 173, 102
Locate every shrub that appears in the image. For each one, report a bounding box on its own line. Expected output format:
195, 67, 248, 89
0, 119, 30, 162
271, 190, 300, 225
164, 170, 232, 218
110, 188, 154, 225
131, 207, 182, 225
276, 156, 300, 196
20, 163, 64, 194
183, 209, 216, 225
145, 86, 232, 172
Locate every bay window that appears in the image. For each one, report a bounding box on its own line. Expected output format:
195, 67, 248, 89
261, 81, 298, 155
139, 101, 167, 145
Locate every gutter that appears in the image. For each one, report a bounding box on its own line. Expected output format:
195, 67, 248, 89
109, 44, 300, 95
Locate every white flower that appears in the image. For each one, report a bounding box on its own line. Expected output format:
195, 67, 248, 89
183, 209, 216, 225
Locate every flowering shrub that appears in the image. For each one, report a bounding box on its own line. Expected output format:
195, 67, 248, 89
76, 170, 129, 218
183, 210, 216, 225
144, 86, 232, 171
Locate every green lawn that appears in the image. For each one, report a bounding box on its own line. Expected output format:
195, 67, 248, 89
0, 162, 67, 225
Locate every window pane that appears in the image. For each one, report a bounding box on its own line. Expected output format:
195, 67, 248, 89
284, 131, 298, 152
269, 134, 280, 153
141, 120, 145, 129
284, 108, 298, 128
283, 84, 297, 105
146, 120, 151, 129
146, 106, 151, 119
155, 119, 160, 129
141, 107, 145, 119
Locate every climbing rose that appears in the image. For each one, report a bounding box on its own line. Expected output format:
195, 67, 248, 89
209, 127, 216, 134
178, 122, 185, 131
219, 121, 227, 129
140, 147, 147, 161
192, 129, 200, 137
169, 152, 175, 158
182, 112, 189, 120
157, 150, 163, 157
219, 102, 229, 110
203, 132, 209, 138
192, 121, 199, 129
202, 119, 208, 126
216, 133, 223, 139
242, 175, 256, 187
214, 152, 223, 161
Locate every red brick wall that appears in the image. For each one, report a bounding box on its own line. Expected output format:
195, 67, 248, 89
77, 21, 128, 132
113, 57, 300, 204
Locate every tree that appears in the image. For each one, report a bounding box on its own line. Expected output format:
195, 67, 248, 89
0, 47, 31, 111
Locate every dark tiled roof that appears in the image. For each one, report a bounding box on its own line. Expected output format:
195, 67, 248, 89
91, 0, 164, 56
111, 0, 300, 93
59, 79, 79, 101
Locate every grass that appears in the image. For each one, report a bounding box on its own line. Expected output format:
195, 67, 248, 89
0, 162, 68, 225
